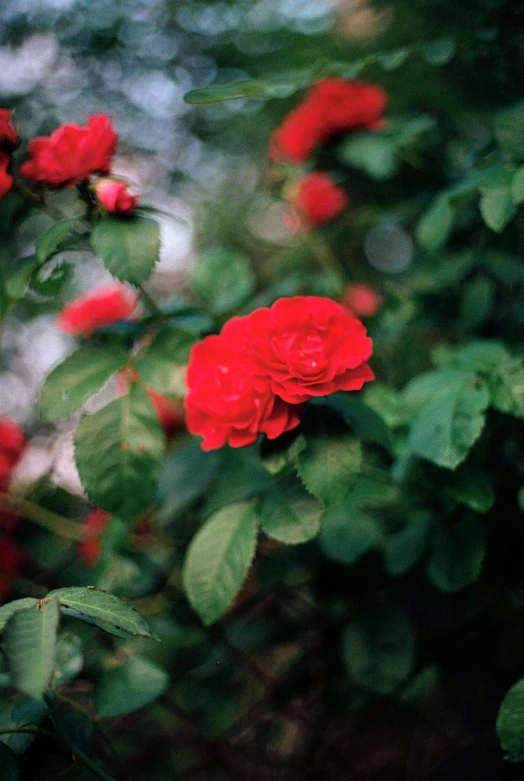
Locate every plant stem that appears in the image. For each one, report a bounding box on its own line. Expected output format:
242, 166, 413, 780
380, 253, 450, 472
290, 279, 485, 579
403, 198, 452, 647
0, 493, 84, 541
307, 235, 346, 293
138, 285, 164, 318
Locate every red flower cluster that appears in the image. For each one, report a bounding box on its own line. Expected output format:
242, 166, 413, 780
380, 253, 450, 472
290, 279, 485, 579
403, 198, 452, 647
342, 283, 383, 318
21, 114, 117, 188
56, 283, 138, 335
185, 296, 374, 450
291, 172, 348, 226
0, 417, 26, 601
0, 109, 19, 200
94, 177, 138, 216
269, 78, 388, 163
78, 508, 111, 568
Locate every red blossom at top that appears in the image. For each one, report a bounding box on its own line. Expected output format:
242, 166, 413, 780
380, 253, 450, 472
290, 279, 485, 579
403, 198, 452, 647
185, 319, 302, 451
20, 114, 118, 188
269, 78, 388, 163
291, 172, 348, 226
56, 283, 138, 336
342, 283, 383, 318
0, 109, 19, 151
94, 177, 139, 216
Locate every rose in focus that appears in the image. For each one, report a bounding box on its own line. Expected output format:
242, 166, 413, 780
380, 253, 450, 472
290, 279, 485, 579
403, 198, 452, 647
269, 78, 387, 163
185, 296, 374, 450
21, 114, 118, 188
94, 177, 138, 216
56, 283, 138, 335
290, 172, 348, 226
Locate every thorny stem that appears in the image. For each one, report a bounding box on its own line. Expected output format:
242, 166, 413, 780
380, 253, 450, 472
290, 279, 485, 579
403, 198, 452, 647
0, 493, 84, 541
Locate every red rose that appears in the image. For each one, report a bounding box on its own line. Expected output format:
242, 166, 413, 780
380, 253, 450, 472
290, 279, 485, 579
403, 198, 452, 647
0, 417, 25, 476
291, 172, 348, 226
0, 152, 13, 199
78, 508, 111, 567
342, 283, 382, 318
269, 78, 387, 163
0, 109, 19, 151
56, 283, 138, 335
147, 388, 185, 434
0, 535, 24, 602
242, 296, 374, 404
185, 326, 302, 451
94, 177, 138, 216
20, 114, 118, 188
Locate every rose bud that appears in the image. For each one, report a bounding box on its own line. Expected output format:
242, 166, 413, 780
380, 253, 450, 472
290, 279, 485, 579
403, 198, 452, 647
94, 177, 138, 216
342, 283, 383, 318
0, 109, 20, 151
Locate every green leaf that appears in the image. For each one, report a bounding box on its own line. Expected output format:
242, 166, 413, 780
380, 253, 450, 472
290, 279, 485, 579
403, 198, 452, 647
426, 515, 485, 592
52, 708, 93, 755
74, 381, 165, 518
192, 249, 255, 316
407, 368, 490, 469
0, 742, 18, 781
0, 599, 38, 632
53, 632, 83, 685
183, 502, 259, 625
489, 359, 524, 418
340, 134, 398, 180
494, 100, 524, 160
184, 80, 268, 104
94, 656, 169, 717
328, 394, 392, 451
48, 587, 159, 640
203, 445, 272, 516
384, 514, 431, 575
36, 218, 79, 265
342, 607, 416, 695
4, 257, 38, 301
457, 276, 494, 331
422, 38, 455, 65
497, 678, 524, 762
319, 499, 381, 565
432, 339, 510, 373
259, 479, 321, 545
260, 431, 306, 476
442, 462, 495, 513
39, 344, 130, 422
417, 195, 453, 253
134, 326, 196, 395
512, 166, 524, 204
479, 171, 516, 232
3, 598, 59, 700
481, 251, 524, 283
295, 409, 361, 509
92, 215, 161, 285
31, 261, 73, 297
157, 439, 221, 521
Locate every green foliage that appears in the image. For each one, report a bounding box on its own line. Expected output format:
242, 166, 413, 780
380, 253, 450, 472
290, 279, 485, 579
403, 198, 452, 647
319, 499, 381, 566
192, 248, 255, 316
75, 381, 165, 518
0, 742, 18, 781
134, 325, 196, 395
497, 678, 524, 762
48, 587, 159, 640
35, 218, 80, 265
3, 599, 59, 700
0, 599, 39, 632
493, 100, 524, 161
94, 656, 169, 717
92, 215, 161, 285
259, 479, 322, 544
183, 502, 259, 625
425, 515, 486, 592
39, 344, 130, 421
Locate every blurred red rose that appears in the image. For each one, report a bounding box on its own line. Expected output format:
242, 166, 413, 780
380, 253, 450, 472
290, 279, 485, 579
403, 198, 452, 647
269, 78, 387, 163
78, 508, 111, 568
0, 535, 24, 602
0, 152, 13, 199
147, 388, 185, 434
0, 109, 19, 151
56, 283, 138, 335
185, 325, 302, 451
94, 177, 138, 216
291, 172, 348, 226
21, 114, 118, 188
342, 283, 383, 318
0, 417, 25, 532
245, 296, 374, 404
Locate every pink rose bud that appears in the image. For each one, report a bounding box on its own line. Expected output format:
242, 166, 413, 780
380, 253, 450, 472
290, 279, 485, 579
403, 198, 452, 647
94, 177, 138, 216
